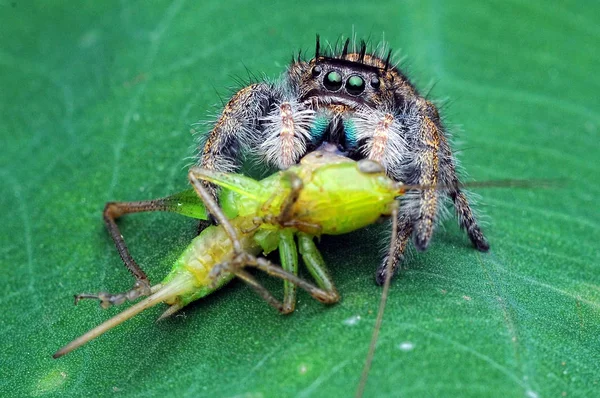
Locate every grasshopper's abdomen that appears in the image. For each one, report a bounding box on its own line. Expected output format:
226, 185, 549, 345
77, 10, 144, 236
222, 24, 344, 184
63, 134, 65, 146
161, 216, 262, 307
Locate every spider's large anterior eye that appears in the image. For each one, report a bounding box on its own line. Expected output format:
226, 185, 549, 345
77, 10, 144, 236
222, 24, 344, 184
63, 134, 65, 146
324, 71, 343, 91
346, 75, 365, 95
312, 65, 322, 77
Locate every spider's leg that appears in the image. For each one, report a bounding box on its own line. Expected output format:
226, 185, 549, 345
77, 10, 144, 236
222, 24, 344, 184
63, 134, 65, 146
437, 128, 490, 252
375, 213, 413, 285
450, 190, 489, 251
199, 82, 276, 198
411, 101, 441, 251
416, 99, 489, 251
351, 107, 422, 283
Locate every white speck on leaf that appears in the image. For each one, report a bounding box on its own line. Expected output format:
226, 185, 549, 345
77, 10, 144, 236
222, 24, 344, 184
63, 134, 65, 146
526, 390, 539, 398
398, 342, 414, 351
343, 315, 361, 325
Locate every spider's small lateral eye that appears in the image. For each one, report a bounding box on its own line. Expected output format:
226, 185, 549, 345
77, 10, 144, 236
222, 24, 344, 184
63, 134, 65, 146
324, 71, 343, 91
346, 75, 365, 95
312, 65, 322, 77
370, 76, 381, 88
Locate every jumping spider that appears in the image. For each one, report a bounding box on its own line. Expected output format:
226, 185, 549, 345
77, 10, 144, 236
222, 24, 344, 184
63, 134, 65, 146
198, 36, 489, 284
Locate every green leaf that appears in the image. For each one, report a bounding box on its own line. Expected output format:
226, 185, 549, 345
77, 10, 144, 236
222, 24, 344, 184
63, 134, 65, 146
2, 1, 599, 397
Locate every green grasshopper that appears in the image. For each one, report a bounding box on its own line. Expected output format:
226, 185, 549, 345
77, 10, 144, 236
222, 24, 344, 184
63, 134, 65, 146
53, 148, 404, 358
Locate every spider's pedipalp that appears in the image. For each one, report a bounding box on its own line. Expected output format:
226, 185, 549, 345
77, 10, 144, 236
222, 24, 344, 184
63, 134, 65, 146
259, 98, 316, 169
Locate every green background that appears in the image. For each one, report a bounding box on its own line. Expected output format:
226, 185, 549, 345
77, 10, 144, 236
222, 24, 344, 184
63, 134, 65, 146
1, 0, 599, 397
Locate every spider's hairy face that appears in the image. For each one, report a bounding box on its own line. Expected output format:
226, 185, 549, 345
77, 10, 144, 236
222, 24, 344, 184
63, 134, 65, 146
287, 41, 416, 114
281, 43, 419, 159
296, 56, 395, 109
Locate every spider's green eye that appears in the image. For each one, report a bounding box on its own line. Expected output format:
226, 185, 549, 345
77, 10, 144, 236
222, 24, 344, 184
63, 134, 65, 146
324, 71, 343, 91
346, 75, 365, 95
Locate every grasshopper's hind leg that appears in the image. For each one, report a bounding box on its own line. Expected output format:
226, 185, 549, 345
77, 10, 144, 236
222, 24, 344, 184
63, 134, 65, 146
78, 190, 208, 308
76, 200, 171, 308
104, 201, 168, 287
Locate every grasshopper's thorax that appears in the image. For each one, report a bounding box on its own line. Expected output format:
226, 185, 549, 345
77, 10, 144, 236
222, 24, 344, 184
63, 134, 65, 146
291, 157, 400, 235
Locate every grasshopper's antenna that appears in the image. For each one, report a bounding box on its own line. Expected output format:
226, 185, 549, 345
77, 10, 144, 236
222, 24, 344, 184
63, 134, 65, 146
356, 206, 399, 397
399, 178, 560, 192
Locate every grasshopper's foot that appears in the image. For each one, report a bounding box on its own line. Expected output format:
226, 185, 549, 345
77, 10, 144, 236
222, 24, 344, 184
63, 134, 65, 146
208, 263, 230, 288
208, 252, 255, 289
75, 280, 152, 309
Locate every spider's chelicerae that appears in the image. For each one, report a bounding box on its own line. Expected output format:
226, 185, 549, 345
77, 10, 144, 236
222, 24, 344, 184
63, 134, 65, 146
198, 36, 489, 284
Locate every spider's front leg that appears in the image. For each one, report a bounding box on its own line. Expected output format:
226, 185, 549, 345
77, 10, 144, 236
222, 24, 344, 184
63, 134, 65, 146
371, 102, 441, 284
360, 99, 489, 285
200, 81, 315, 192
199, 82, 275, 197
353, 106, 426, 284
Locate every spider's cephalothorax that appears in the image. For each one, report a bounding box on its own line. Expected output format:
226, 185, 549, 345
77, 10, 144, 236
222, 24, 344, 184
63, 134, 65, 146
198, 36, 489, 284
